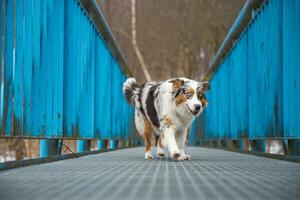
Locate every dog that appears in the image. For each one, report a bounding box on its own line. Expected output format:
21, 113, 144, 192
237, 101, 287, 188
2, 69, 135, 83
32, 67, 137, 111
123, 77, 210, 160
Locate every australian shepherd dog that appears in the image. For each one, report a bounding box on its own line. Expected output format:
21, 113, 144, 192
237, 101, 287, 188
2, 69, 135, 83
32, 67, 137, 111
123, 77, 210, 160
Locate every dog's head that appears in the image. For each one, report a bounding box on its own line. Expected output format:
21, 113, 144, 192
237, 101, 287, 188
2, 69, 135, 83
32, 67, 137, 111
169, 78, 210, 117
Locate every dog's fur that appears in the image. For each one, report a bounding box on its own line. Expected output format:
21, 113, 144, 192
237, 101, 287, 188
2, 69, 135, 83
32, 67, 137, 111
123, 77, 210, 160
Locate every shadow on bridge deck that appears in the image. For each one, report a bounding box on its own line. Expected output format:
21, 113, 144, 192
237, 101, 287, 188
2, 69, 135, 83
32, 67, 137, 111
0, 147, 299, 200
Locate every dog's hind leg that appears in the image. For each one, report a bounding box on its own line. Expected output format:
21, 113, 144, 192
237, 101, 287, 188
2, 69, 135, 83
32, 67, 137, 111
143, 119, 154, 160
135, 110, 153, 159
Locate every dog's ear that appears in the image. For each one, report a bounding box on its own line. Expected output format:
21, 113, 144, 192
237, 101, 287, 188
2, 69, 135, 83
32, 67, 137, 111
200, 81, 210, 92
169, 78, 185, 90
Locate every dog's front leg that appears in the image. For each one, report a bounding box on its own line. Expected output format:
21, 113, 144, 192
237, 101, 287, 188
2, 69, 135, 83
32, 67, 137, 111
176, 129, 190, 160
164, 128, 181, 159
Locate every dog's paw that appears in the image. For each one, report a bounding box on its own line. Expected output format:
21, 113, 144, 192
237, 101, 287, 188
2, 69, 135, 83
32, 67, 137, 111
157, 152, 165, 158
145, 151, 153, 160
177, 152, 191, 161
170, 151, 181, 160
182, 154, 191, 160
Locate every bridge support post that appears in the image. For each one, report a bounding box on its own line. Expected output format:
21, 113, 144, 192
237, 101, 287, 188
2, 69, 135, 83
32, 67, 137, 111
125, 140, 130, 147
77, 140, 91, 153
97, 140, 107, 150
119, 140, 126, 148
285, 139, 300, 156
109, 140, 117, 149
251, 140, 266, 153
134, 140, 141, 146
40, 139, 61, 158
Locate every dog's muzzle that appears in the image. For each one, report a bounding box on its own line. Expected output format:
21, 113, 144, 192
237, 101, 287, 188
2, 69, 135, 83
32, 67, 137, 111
186, 104, 200, 116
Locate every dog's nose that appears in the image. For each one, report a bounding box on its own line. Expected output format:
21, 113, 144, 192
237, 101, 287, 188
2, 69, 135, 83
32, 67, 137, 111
194, 104, 201, 111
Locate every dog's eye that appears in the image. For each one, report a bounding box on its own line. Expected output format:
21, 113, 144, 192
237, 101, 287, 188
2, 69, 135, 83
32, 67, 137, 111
185, 92, 193, 99
198, 93, 205, 100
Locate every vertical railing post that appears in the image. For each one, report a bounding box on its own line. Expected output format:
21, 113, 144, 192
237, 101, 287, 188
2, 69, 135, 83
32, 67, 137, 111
40, 139, 61, 158
251, 140, 266, 153
97, 140, 107, 150
77, 140, 91, 153
109, 140, 117, 149
134, 140, 141, 147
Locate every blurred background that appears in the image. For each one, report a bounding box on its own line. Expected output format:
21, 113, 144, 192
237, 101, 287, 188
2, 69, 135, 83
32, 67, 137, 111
0, 0, 245, 162
98, 0, 245, 82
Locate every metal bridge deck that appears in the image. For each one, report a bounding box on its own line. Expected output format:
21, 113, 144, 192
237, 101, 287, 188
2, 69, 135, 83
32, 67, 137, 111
0, 147, 299, 200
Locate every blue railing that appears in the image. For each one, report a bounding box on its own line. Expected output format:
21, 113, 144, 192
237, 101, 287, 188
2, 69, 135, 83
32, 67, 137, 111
0, 0, 137, 158
191, 0, 300, 156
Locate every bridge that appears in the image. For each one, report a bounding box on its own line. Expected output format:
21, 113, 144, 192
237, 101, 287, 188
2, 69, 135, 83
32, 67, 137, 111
0, 0, 299, 199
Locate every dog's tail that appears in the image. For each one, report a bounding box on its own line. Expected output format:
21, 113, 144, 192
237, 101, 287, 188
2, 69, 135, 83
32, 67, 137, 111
123, 78, 140, 105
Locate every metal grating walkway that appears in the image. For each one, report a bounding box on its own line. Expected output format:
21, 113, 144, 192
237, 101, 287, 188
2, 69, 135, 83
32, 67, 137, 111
0, 147, 300, 200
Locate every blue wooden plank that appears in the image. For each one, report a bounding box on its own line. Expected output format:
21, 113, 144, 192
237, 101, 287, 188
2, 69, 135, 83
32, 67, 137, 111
14, 0, 25, 136
88, 26, 96, 138
45, 0, 54, 137
229, 33, 248, 139
39, 0, 48, 136
50, 0, 58, 137
103, 42, 113, 139
63, 0, 76, 138
3, 0, 14, 136
106, 49, 113, 139
78, 6, 86, 138
73, 1, 82, 138
23, 0, 33, 136
55, 0, 64, 138
219, 58, 230, 139
283, 0, 300, 138
78, 12, 95, 139
94, 37, 108, 139
117, 65, 122, 139
204, 74, 218, 139
121, 73, 126, 139
111, 59, 117, 139
107, 52, 115, 139
0, 0, 2, 135
44, 0, 64, 138
31, 0, 41, 136
78, 8, 86, 138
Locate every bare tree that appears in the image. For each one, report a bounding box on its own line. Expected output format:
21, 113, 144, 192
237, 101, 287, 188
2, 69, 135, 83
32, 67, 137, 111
131, 0, 151, 81
98, 0, 245, 83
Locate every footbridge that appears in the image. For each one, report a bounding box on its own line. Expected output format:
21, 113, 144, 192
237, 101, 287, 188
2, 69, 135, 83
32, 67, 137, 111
0, 0, 299, 199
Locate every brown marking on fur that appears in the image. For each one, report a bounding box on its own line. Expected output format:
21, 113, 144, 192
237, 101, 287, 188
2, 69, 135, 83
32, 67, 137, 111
163, 116, 173, 128
187, 87, 194, 94
170, 79, 184, 90
143, 119, 153, 152
185, 87, 195, 99
201, 98, 208, 107
158, 136, 164, 148
175, 94, 187, 105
